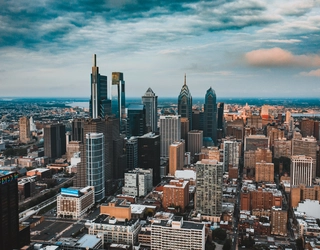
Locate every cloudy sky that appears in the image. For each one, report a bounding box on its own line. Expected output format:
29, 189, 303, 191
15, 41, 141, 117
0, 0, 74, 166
1, 0, 320, 98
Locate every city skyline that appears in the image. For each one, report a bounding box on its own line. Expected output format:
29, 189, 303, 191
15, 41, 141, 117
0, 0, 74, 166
0, 1, 320, 98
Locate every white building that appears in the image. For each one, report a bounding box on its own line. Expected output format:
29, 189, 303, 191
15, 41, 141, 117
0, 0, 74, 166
122, 168, 153, 197
86, 133, 105, 202
57, 186, 95, 219
151, 216, 205, 250
290, 155, 313, 187
159, 115, 181, 157
296, 200, 320, 219
223, 140, 241, 172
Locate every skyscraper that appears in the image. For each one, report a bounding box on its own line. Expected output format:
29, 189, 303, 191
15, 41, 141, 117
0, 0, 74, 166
90, 54, 111, 119
169, 140, 185, 175
204, 87, 218, 145
223, 140, 240, 172
126, 104, 146, 138
159, 115, 181, 157
0, 171, 19, 250
111, 72, 126, 131
195, 159, 223, 217
178, 74, 192, 129
44, 123, 66, 160
86, 133, 105, 202
19, 116, 30, 144
187, 130, 203, 157
142, 87, 158, 132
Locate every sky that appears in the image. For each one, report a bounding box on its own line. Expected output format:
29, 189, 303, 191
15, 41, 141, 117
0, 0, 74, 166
0, 0, 320, 98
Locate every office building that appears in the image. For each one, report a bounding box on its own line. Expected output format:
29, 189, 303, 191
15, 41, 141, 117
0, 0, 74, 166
292, 135, 317, 177
255, 161, 274, 182
187, 130, 203, 157
291, 155, 313, 187
159, 115, 181, 157
195, 159, 223, 216
0, 171, 19, 250
138, 133, 161, 185
126, 137, 138, 170
244, 134, 269, 151
180, 117, 189, 149
267, 127, 285, 147
290, 184, 320, 208
178, 74, 192, 130
19, 116, 30, 144
89, 54, 111, 119
44, 123, 66, 160
223, 140, 241, 172
271, 207, 288, 236
225, 118, 244, 141
247, 115, 262, 129
162, 179, 189, 212
57, 186, 95, 219
111, 72, 126, 131
122, 168, 153, 197
151, 216, 205, 250
217, 102, 224, 130
86, 133, 105, 202
126, 104, 146, 138
66, 141, 81, 162
142, 87, 158, 132
274, 138, 292, 159
169, 141, 185, 176
300, 119, 315, 137
204, 87, 218, 144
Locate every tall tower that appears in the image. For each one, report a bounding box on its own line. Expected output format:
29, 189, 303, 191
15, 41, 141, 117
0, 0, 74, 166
169, 140, 185, 176
290, 155, 313, 187
178, 74, 192, 130
90, 54, 111, 119
86, 133, 105, 202
159, 115, 181, 157
44, 123, 66, 160
111, 72, 126, 131
19, 116, 30, 144
187, 130, 203, 157
195, 159, 223, 217
0, 171, 19, 250
142, 87, 158, 132
126, 104, 146, 138
204, 87, 218, 145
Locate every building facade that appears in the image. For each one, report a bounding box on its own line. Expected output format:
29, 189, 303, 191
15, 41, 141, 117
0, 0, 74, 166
122, 168, 153, 197
169, 141, 185, 176
159, 115, 181, 157
178, 74, 192, 130
126, 104, 146, 138
291, 155, 314, 187
19, 116, 30, 144
187, 130, 203, 157
162, 179, 189, 212
195, 159, 223, 216
204, 87, 218, 145
44, 123, 66, 160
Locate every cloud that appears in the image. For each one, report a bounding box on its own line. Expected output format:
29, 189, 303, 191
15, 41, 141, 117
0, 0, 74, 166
245, 47, 320, 67
300, 69, 320, 77
266, 39, 301, 44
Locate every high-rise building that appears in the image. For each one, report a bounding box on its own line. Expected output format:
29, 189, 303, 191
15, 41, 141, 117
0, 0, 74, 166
86, 133, 105, 202
19, 116, 30, 144
271, 207, 288, 236
204, 87, 218, 145
126, 137, 138, 170
244, 134, 269, 151
159, 115, 181, 157
255, 161, 274, 182
44, 123, 66, 160
187, 130, 203, 157
300, 118, 315, 137
180, 117, 189, 149
138, 133, 161, 185
89, 54, 111, 119
142, 87, 158, 132
195, 159, 223, 217
169, 141, 185, 176
178, 74, 192, 129
111, 72, 126, 131
274, 138, 292, 159
291, 155, 313, 187
223, 140, 241, 172
126, 104, 146, 138
217, 102, 224, 130
0, 171, 19, 250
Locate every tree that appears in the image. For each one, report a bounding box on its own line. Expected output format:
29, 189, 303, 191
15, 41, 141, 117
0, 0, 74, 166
223, 239, 232, 250
212, 228, 227, 241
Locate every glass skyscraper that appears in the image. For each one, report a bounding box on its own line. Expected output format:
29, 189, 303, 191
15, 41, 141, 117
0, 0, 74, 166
111, 72, 125, 131
204, 87, 217, 145
86, 133, 105, 202
178, 74, 192, 129
142, 87, 158, 132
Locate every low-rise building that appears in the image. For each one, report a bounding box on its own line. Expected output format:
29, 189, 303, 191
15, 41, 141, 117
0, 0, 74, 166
57, 186, 95, 219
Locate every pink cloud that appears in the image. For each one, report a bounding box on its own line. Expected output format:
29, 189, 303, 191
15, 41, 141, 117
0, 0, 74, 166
300, 68, 320, 77
245, 47, 320, 67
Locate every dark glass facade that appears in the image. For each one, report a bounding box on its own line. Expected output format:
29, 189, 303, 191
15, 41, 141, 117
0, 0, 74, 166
204, 87, 217, 145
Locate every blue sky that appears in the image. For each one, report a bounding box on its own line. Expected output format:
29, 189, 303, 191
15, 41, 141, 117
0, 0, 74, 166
0, 0, 320, 98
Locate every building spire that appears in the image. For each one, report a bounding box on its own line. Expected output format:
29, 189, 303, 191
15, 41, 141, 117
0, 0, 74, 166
93, 54, 97, 67
184, 73, 186, 86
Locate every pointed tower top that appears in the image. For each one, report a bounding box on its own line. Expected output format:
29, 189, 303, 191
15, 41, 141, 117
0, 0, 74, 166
184, 73, 186, 86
